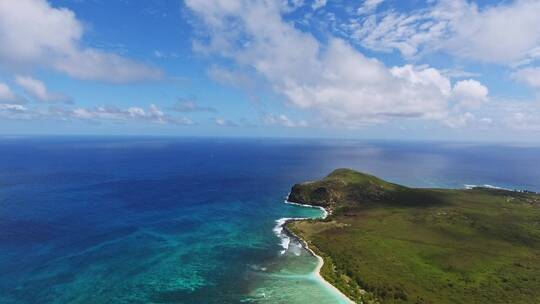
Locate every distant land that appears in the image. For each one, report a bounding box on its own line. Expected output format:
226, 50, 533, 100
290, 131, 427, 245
286, 169, 540, 303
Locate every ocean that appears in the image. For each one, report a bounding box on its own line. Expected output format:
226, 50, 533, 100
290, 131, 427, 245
1, 137, 540, 303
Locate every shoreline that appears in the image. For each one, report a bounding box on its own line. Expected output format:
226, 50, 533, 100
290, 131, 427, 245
276, 197, 355, 304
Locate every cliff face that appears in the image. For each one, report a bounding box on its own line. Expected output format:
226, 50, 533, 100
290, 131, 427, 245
288, 183, 338, 207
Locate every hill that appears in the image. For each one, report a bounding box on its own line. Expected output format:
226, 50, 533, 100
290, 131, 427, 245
287, 169, 540, 303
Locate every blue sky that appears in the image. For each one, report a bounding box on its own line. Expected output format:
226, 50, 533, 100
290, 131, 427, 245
0, 0, 539, 141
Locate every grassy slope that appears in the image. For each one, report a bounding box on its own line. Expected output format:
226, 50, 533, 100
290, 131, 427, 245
287, 169, 540, 304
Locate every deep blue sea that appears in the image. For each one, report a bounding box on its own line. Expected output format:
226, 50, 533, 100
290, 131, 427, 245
1, 137, 540, 303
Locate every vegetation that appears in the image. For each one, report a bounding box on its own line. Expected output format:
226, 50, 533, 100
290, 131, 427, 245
287, 169, 540, 303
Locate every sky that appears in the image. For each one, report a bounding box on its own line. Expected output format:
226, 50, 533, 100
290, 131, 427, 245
0, 0, 539, 141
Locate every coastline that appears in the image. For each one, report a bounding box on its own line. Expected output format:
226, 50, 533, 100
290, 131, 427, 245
275, 197, 356, 304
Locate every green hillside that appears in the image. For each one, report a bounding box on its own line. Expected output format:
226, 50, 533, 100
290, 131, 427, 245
287, 169, 540, 303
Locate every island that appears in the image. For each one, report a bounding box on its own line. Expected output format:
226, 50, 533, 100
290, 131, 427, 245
285, 169, 540, 303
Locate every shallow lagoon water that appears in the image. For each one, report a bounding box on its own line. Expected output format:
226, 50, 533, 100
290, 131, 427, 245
1, 137, 540, 303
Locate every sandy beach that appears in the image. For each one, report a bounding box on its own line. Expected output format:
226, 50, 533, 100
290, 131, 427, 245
280, 199, 356, 304
309, 244, 355, 304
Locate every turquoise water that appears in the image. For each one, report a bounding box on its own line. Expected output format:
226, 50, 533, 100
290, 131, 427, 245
1, 137, 540, 303
246, 207, 351, 304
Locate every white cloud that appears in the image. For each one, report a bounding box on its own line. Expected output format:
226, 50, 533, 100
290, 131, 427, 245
454, 98, 540, 132
512, 67, 540, 89
0, 103, 27, 112
262, 113, 308, 128
215, 118, 239, 127
0, 82, 17, 102
312, 0, 326, 10
15, 75, 71, 103
0, 0, 162, 82
0, 103, 30, 120
451, 79, 488, 109
68, 104, 193, 125
186, 0, 489, 128
442, 112, 475, 128
0, 102, 31, 120
504, 111, 540, 131
0, 103, 194, 125
348, 0, 540, 65
349, 8, 448, 58
357, 0, 385, 15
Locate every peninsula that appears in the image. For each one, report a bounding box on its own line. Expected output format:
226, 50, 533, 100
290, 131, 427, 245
286, 169, 540, 303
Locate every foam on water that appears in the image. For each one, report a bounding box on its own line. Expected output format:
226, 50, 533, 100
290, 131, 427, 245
273, 195, 328, 255
464, 184, 509, 190
258, 198, 354, 304
283, 193, 329, 219
273, 217, 305, 254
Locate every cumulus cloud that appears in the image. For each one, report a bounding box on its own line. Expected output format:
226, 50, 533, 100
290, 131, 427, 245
15, 76, 71, 103
0, 0, 162, 82
451, 79, 489, 109
347, 0, 540, 65
186, 0, 489, 128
